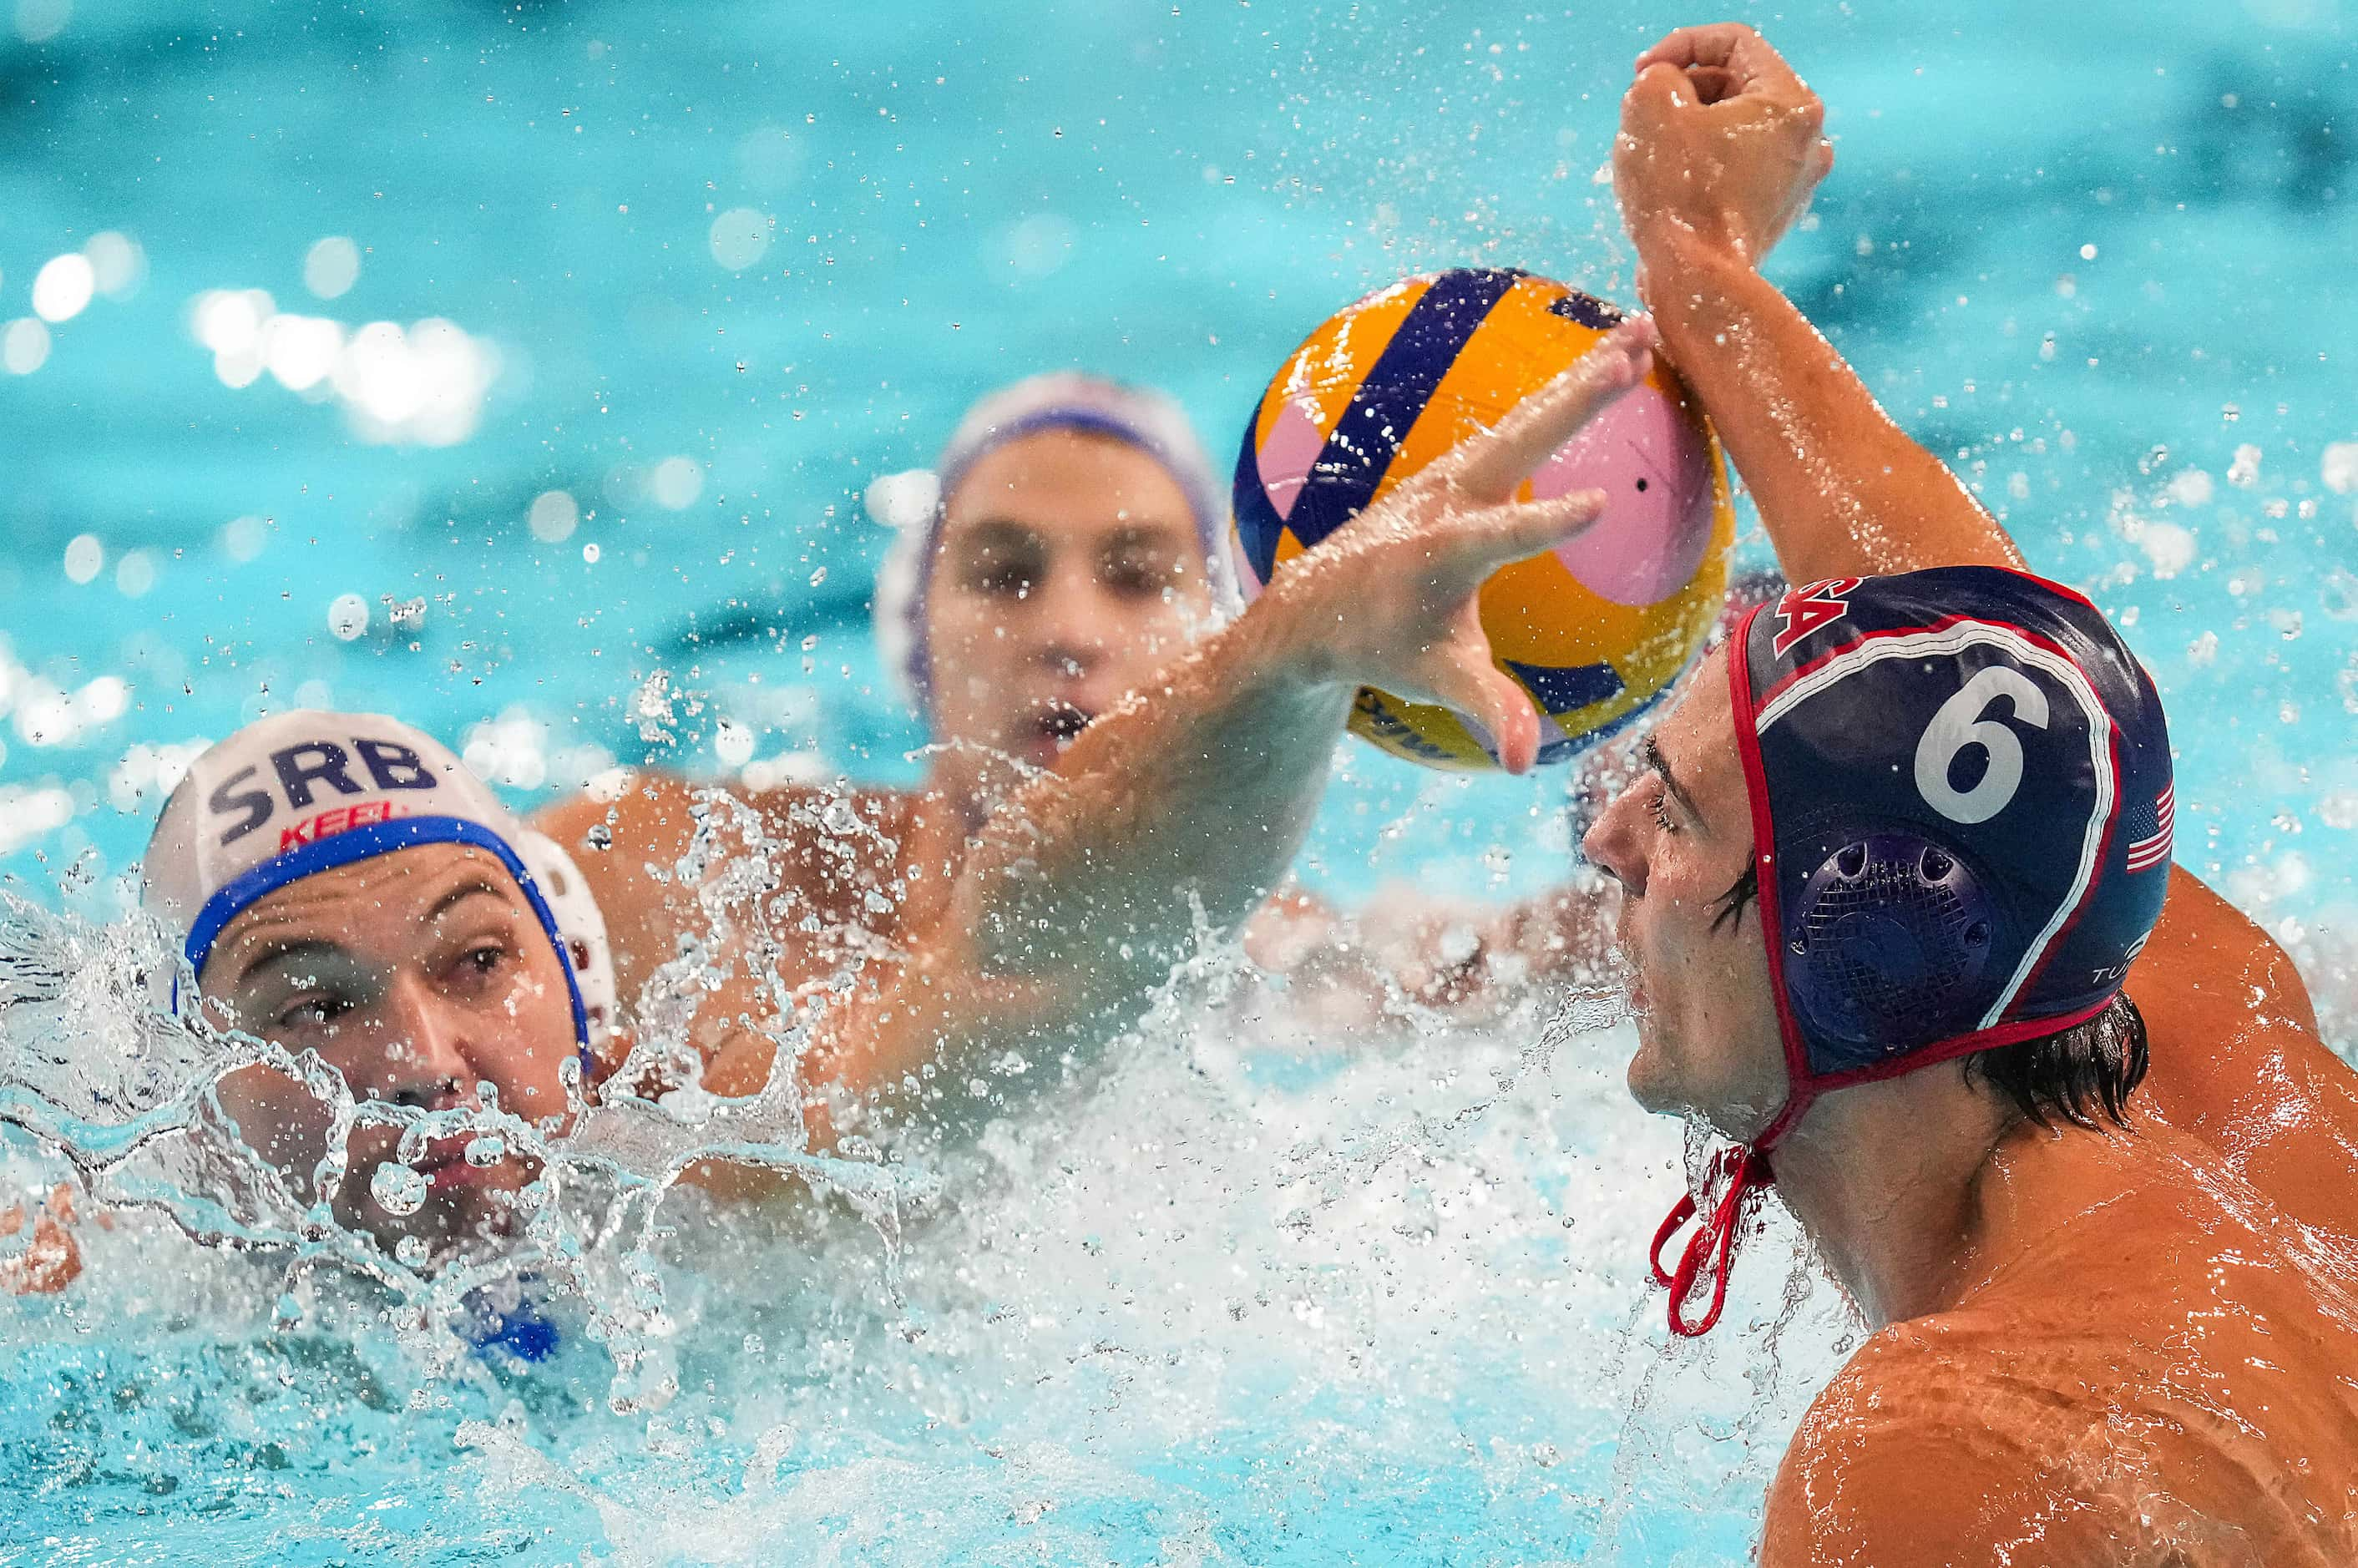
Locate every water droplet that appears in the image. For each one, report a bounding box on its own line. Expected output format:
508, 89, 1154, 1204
370, 1161, 427, 1216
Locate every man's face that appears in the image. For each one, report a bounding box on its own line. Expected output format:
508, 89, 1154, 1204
1579, 648, 1789, 1140
923, 428, 1215, 768
199, 842, 579, 1264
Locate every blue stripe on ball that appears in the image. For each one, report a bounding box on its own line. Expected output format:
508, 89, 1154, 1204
1283, 267, 1524, 551
1231, 413, 1291, 586
1503, 658, 1625, 713
1546, 291, 1627, 331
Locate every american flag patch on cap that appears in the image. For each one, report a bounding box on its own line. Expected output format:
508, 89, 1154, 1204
2124, 784, 2174, 874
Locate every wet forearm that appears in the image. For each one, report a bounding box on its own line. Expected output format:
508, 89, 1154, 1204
951, 604, 1351, 983
1640, 233, 2021, 581
802, 602, 1352, 1123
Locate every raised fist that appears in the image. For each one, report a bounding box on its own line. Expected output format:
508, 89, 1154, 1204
1614, 24, 1834, 271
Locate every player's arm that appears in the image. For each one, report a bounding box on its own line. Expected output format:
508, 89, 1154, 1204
1613, 24, 2018, 584
802, 333, 1655, 1132
549, 329, 1655, 1141
1613, 23, 2358, 1238
1238, 882, 1612, 1024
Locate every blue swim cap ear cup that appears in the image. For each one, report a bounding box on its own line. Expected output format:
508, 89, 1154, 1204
1783, 832, 2003, 1070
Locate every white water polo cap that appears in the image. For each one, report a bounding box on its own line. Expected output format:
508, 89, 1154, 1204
870, 372, 1242, 714
143, 711, 615, 1066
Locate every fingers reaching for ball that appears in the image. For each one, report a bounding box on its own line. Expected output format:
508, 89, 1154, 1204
1235, 271, 1734, 772
1417, 605, 1544, 775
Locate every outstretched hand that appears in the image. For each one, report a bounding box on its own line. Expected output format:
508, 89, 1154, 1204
1262, 317, 1657, 773
1616, 23, 1834, 270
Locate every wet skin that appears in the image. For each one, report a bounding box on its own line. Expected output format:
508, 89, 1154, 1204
201, 842, 580, 1264
1762, 1122, 2358, 1567
925, 427, 1217, 772
1578, 646, 1783, 1139
539, 429, 1222, 1107
1602, 19, 2358, 1561
1583, 657, 2358, 1565
542, 340, 1652, 1122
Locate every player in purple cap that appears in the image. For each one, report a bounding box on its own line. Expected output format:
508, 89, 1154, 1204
1591, 22, 2358, 1565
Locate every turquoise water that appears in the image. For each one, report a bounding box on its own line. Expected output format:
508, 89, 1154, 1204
3, 0, 2355, 1561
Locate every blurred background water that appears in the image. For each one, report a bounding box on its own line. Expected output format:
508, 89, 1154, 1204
2, 0, 2354, 1561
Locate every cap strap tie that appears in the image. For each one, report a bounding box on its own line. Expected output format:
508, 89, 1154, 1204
1649, 1144, 1774, 1338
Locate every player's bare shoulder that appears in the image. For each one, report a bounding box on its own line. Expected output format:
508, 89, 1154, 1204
1761, 1309, 2117, 1568
534, 773, 939, 988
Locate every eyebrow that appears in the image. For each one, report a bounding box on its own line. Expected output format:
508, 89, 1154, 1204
1101, 522, 1187, 551
951, 518, 1046, 554
1642, 736, 1704, 827
227, 877, 509, 989
235, 938, 347, 990
425, 875, 512, 924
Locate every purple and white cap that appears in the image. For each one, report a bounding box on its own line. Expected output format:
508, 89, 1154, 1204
868, 372, 1240, 714
143, 711, 615, 1066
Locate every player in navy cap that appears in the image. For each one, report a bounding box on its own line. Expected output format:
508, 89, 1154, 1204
1593, 21, 2358, 1565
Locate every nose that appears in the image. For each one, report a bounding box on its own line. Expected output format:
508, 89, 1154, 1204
1025, 568, 1109, 679
373, 974, 479, 1110
1581, 787, 1647, 898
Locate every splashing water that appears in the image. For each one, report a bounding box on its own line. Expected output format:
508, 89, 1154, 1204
0, 857, 1852, 1563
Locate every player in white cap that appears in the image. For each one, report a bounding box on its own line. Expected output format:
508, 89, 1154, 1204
139, 711, 615, 1267
79, 333, 1657, 1280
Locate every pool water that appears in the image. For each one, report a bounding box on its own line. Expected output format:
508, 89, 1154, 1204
3, 0, 2355, 1560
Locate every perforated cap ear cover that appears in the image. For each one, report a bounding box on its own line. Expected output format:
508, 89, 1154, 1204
1733, 566, 2173, 1086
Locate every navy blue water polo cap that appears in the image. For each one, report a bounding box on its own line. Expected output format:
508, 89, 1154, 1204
1652, 565, 2175, 1335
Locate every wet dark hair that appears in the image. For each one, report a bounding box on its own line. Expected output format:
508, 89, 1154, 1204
1708, 858, 2148, 1129
1961, 990, 2148, 1130
1709, 862, 1758, 935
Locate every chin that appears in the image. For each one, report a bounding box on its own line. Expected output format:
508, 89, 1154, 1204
1623, 1039, 1682, 1117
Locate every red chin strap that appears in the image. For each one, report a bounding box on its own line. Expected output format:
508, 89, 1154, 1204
1647, 1091, 1813, 1338
1649, 1144, 1775, 1337
1650, 603, 1818, 1338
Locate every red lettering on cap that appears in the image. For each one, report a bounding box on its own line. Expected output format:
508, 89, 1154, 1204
274, 800, 408, 854
1771, 577, 1864, 659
